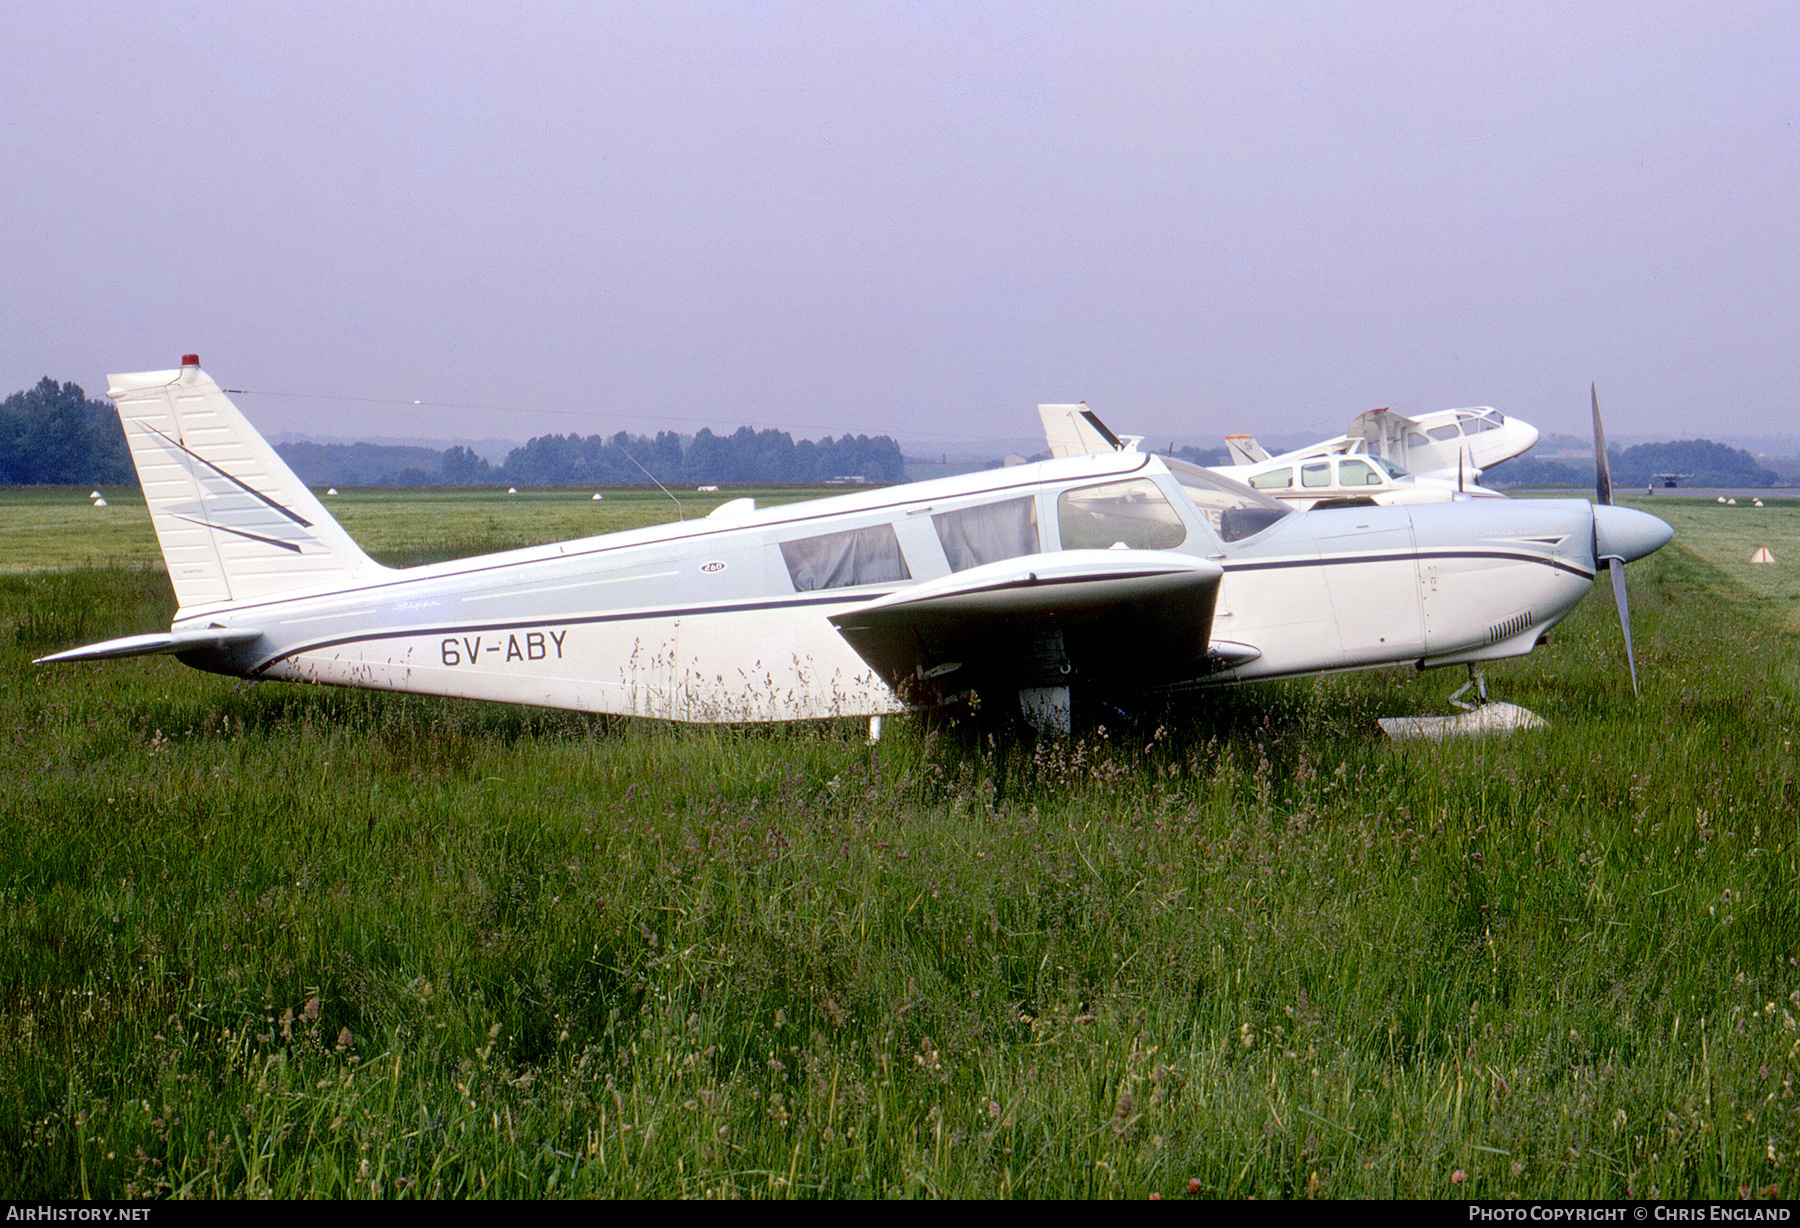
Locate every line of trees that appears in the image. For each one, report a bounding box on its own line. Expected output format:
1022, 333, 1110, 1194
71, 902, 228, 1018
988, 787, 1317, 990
0, 375, 906, 487
18, 371, 1774, 492
275, 427, 905, 488
0, 379, 133, 485
1485, 439, 1780, 488
489, 427, 905, 486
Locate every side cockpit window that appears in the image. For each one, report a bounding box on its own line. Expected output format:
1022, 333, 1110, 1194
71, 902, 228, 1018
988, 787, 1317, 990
1057, 479, 1187, 551
781, 524, 911, 591
933, 496, 1040, 572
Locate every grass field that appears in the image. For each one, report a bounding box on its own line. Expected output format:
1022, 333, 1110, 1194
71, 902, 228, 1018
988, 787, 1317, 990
1630, 498, 1800, 633
1, 488, 1797, 1199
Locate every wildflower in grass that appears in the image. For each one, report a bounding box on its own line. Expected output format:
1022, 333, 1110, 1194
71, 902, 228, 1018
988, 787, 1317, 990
1452, 1169, 1467, 1185
1111, 1090, 1136, 1136
915, 1036, 942, 1076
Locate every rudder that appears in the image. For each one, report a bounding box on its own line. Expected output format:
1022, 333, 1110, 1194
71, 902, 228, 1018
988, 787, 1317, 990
109, 356, 388, 611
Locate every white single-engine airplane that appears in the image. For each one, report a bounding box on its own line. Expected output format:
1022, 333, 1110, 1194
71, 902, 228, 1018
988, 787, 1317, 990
40, 360, 1670, 734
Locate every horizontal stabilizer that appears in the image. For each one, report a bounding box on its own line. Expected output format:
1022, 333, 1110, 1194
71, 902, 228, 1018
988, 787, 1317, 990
36, 627, 263, 664
829, 549, 1223, 700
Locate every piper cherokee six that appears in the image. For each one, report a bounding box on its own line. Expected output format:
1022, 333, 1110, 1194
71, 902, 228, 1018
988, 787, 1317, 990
39, 359, 1672, 733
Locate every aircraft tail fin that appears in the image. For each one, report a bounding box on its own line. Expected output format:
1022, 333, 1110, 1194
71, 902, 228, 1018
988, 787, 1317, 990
108, 356, 390, 611
1039, 403, 1123, 458
1224, 435, 1269, 465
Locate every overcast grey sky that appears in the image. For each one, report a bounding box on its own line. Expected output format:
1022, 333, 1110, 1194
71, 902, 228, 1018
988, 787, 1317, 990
5, 2, 1796, 448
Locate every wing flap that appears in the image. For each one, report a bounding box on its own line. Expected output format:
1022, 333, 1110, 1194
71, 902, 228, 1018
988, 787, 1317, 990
828, 549, 1225, 701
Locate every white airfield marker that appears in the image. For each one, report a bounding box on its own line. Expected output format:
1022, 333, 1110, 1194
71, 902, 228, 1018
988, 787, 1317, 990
1379, 702, 1548, 740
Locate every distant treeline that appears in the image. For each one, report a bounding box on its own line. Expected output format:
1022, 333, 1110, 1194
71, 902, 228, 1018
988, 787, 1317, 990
1176, 445, 1231, 467
0, 375, 904, 487
276, 427, 905, 488
1485, 439, 1782, 488
0, 379, 133, 485
15, 373, 1777, 493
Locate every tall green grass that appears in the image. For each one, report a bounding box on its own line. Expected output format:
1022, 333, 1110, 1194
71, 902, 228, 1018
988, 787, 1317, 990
0, 540, 1796, 1198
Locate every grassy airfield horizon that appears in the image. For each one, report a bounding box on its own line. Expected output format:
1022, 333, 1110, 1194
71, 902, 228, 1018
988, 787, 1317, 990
1, 486, 1797, 1198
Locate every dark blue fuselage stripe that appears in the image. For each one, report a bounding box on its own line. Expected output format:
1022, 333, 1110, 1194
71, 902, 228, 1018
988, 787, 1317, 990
1224, 548, 1594, 581
246, 546, 1582, 675
247, 564, 1195, 674
248, 590, 893, 674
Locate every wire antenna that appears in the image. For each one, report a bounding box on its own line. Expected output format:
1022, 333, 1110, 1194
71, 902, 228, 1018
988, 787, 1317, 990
619, 447, 683, 522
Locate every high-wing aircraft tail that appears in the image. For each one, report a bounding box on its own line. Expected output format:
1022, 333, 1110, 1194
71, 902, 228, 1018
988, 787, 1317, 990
108, 356, 390, 611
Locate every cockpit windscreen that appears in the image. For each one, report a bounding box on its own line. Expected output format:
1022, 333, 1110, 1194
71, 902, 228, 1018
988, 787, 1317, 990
1164, 457, 1293, 542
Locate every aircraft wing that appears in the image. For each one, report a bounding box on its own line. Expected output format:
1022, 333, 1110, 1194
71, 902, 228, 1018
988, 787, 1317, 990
1038, 404, 1123, 458
35, 627, 263, 663
1347, 408, 1419, 440
827, 549, 1228, 702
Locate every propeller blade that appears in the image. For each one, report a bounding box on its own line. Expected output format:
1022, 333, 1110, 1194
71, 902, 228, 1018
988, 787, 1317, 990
1592, 387, 1653, 697
1608, 556, 1639, 696
1592, 383, 1613, 507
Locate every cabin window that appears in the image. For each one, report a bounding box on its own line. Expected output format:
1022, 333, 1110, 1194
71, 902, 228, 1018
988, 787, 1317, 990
1337, 458, 1383, 487
780, 524, 911, 591
932, 497, 1040, 572
1057, 479, 1186, 551
1250, 467, 1293, 490
1427, 423, 1461, 441
1301, 462, 1332, 488
1406, 432, 1429, 447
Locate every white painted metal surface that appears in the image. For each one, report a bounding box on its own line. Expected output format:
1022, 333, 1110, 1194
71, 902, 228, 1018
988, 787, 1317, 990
41, 360, 1672, 730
